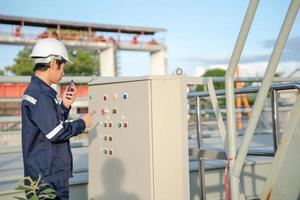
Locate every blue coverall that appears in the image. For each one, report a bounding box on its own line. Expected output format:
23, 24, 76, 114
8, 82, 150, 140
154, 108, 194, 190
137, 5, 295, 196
21, 76, 86, 199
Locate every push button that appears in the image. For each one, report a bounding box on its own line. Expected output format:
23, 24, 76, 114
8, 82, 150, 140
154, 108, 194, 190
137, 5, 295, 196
104, 121, 108, 128
123, 93, 128, 100
113, 93, 118, 100
103, 95, 108, 101
123, 122, 128, 128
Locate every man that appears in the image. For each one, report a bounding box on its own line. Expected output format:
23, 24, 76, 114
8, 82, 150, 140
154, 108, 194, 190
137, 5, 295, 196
21, 38, 94, 199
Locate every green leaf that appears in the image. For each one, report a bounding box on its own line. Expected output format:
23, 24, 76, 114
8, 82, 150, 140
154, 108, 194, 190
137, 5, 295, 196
38, 183, 49, 187
40, 188, 56, 194
6, 47, 99, 76
47, 193, 56, 199
66, 49, 98, 76
14, 197, 27, 200
5, 47, 34, 75
17, 176, 33, 185
14, 184, 32, 191
41, 193, 56, 199
30, 194, 39, 200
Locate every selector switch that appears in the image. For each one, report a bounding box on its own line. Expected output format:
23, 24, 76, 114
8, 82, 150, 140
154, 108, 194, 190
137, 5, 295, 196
112, 108, 117, 114
103, 148, 108, 155
103, 135, 108, 141
104, 121, 108, 128
118, 122, 122, 128
101, 107, 109, 115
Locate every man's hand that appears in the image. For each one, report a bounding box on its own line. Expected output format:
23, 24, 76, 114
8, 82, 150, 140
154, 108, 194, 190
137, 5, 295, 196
62, 83, 77, 109
81, 111, 96, 128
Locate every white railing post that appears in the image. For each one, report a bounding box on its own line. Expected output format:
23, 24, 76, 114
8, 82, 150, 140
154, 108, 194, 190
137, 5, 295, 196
225, 1, 259, 200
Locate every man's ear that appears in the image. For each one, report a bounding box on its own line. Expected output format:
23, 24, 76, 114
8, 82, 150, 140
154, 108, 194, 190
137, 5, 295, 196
49, 59, 56, 69
49, 59, 60, 70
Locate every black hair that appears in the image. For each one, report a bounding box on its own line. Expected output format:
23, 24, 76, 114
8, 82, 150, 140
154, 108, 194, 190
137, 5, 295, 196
33, 59, 65, 72
55, 59, 66, 67
33, 63, 50, 72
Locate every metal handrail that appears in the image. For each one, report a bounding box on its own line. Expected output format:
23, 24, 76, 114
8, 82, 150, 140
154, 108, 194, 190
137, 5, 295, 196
188, 82, 300, 99
186, 76, 300, 85
233, 0, 300, 183
188, 82, 300, 153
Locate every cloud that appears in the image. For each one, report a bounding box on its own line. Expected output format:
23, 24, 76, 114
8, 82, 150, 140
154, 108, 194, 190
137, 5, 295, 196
184, 36, 300, 66
186, 36, 300, 76
195, 61, 299, 77
185, 53, 269, 66
262, 36, 300, 62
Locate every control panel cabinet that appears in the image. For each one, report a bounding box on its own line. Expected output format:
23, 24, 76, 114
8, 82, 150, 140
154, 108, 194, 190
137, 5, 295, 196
88, 76, 190, 200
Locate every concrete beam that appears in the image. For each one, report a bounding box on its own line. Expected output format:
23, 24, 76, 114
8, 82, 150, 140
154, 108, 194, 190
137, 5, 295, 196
0, 36, 165, 52
0, 36, 111, 50
117, 43, 164, 52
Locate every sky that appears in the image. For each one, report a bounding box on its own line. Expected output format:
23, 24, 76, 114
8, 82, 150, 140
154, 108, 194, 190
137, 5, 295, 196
0, 0, 299, 77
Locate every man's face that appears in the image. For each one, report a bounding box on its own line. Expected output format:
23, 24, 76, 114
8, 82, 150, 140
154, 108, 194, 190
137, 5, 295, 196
49, 59, 65, 84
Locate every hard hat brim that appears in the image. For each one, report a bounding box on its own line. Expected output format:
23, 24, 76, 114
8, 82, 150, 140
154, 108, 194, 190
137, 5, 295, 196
65, 58, 73, 65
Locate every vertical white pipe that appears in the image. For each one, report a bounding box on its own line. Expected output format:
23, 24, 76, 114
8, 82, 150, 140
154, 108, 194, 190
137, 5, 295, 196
225, 1, 259, 200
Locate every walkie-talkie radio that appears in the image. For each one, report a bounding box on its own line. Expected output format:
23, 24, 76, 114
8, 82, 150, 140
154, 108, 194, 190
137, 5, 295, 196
67, 80, 74, 92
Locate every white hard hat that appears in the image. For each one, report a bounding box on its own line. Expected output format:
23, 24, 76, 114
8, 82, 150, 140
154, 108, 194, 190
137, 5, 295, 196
30, 38, 72, 64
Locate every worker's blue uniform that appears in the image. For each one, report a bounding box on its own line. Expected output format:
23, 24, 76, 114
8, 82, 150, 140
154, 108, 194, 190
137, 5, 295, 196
21, 76, 86, 200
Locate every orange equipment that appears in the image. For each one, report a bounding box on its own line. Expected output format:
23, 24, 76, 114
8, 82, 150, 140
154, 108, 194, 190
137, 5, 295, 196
235, 67, 251, 129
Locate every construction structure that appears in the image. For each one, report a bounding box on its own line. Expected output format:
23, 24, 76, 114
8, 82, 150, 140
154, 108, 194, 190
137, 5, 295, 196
1, 75, 300, 200
0, 15, 167, 76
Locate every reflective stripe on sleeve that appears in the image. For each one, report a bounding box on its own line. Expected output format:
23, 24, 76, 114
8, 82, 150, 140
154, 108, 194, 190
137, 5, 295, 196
22, 94, 37, 105
46, 123, 63, 139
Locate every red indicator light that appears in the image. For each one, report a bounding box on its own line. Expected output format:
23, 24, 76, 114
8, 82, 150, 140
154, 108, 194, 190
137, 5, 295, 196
104, 95, 108, 101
